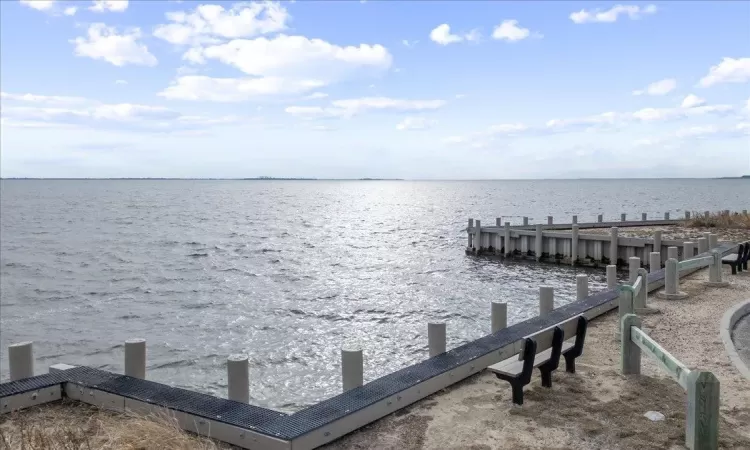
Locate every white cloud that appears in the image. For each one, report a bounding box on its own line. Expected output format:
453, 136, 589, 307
159, 76, 323, 101
396, 117, 435, 131
63, 6, 77, 15
114, 79, 128, 85
492, 20, 535, 42
302, 92, 328, 100
166, 35, 391, 100
1, 91, 249, 132
71, 24, 157, 67
631, 104, 733, 122
402, 39, 418, 48
674, 125, 719, 138
632, 78, 676, 96
455, 94, 466, 99
680, 94, 705, 108
154, 2, 289, 46
698, 57, 750, 88
285, 97, 446, 119
429, 24, 480, 45
570, 4, 657, 24
19, 0, 55, 11
89, 0, 128, 13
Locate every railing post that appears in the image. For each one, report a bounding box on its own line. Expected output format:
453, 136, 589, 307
609, 227, 619, 266
475, 219, 482, 252
642, 212, 647, 221
616, 286, 634, 339
428, 323, 446, 357
653, 230, 662, 259
597, 214, 603, 223
523, 216, 529, 226
342, 347, 363, 392
620, 313, 641, 375
227, 355, 249, 403
491, 302, 507, 333
467, 218, 473, 249
496, 217, 502, 227
706, 250, 729, 287
621, 213, 627, 222
539, 286, 554, 317
9, 342, 34, 381
504, 222, 511, 256
667, 246, 678, 261
649, 252, 661, 273
657, 258, 688, 299
665, 212, 670, 220
683, 241, 695, 260
547, 215, 553, 225
535, 224, 543, 261
571, 224, 579, 266
607, 265, 617, 289
576, 274, 588, 300
125, 338, 146, 379
634, 268, 658, 314
572, 215, 578, 224
628, 256, 640, 284
685, 371, 720, 450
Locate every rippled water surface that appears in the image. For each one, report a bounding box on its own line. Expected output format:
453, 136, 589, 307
1, 179, 748, 411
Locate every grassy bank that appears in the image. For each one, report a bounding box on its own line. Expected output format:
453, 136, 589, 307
687, 211, 750, 229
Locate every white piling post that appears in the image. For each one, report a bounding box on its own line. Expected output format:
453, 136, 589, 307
634, 268, 655, 314
227, 355, 249, 403
539, 286, 554, 317
341, 347, 363, 392
704, 210, 710, 219
649, 252, 661, 273
667, 246, 678, 261
744, 209, 748, 215
657, 258, 687, 299
685, 211, 691, 220
8, 342, 34, 381
572, 215, 578, 224
665, 212, 670, 220
628, 256, 640, 284
523, 216, 529, 226
428, 323, 446, 357
620, 314, 641, 375
642, 212, 647, 221
576, 274, 588, 300
708, 234, 718, 250
621, 213, 627, 222
496, 217, 502, 227
706, 250, 729, 287
491, 302, 507, 333
474, 220, 482, 251
467, 218, 473, 248
571, 224, 579, 266
697, 237, 708, 254
597, 214, 603, 223
547, 216, 553, 225
124, 338, 146, 379
535, 224, 543, 261
653, 230, 662, 258
609, 227, 619, 266
607, 265, 617, 289
504, 222, 511, 256
683, 241, 695, 260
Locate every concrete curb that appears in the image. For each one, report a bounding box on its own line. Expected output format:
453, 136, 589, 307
720, 299, 750, 381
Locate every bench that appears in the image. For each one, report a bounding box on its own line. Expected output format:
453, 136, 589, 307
488, 315, 588, 405
722, 242, 749, 275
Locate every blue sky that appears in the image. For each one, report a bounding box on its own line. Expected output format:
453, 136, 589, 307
1, 0, 748, 178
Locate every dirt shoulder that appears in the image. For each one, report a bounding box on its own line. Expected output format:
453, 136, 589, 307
324, 268, 750, 450
578, 224, 750, 243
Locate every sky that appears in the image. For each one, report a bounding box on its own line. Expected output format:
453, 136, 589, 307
0, 0, 749, 179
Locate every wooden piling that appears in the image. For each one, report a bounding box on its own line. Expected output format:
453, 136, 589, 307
571, 224, 579, 265
491, 302, 507, 333
342, 347, 363, 392
685, 371, 720, 450
539, 286, 554, 317
609, 227, 619, 266
9, 342, 34, 381
428, 323, 447, 357
124, 338, 146, 379
576, 274, 588, 300
227, 355, 250, 403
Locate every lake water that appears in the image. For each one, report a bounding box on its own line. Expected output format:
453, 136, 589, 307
1, 179, 748, 412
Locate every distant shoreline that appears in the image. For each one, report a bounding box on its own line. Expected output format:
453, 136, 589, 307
0, 177, 748, 181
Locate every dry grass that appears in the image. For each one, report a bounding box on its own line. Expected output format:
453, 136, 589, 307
0, 400, 229, 450
687, 210, 750, 229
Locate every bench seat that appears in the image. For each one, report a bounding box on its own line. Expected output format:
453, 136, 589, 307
722, 242, 749, 274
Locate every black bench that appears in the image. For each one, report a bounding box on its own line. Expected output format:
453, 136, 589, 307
488, 316, 588, 405
723, 242, 750, 275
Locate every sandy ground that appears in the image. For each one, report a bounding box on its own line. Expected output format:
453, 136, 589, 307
580, 225, 750, 243
324, 267, 750, 450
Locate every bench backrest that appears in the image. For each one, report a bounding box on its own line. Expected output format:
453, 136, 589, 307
742, 242, 750, 263
519, 315, 584, 360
